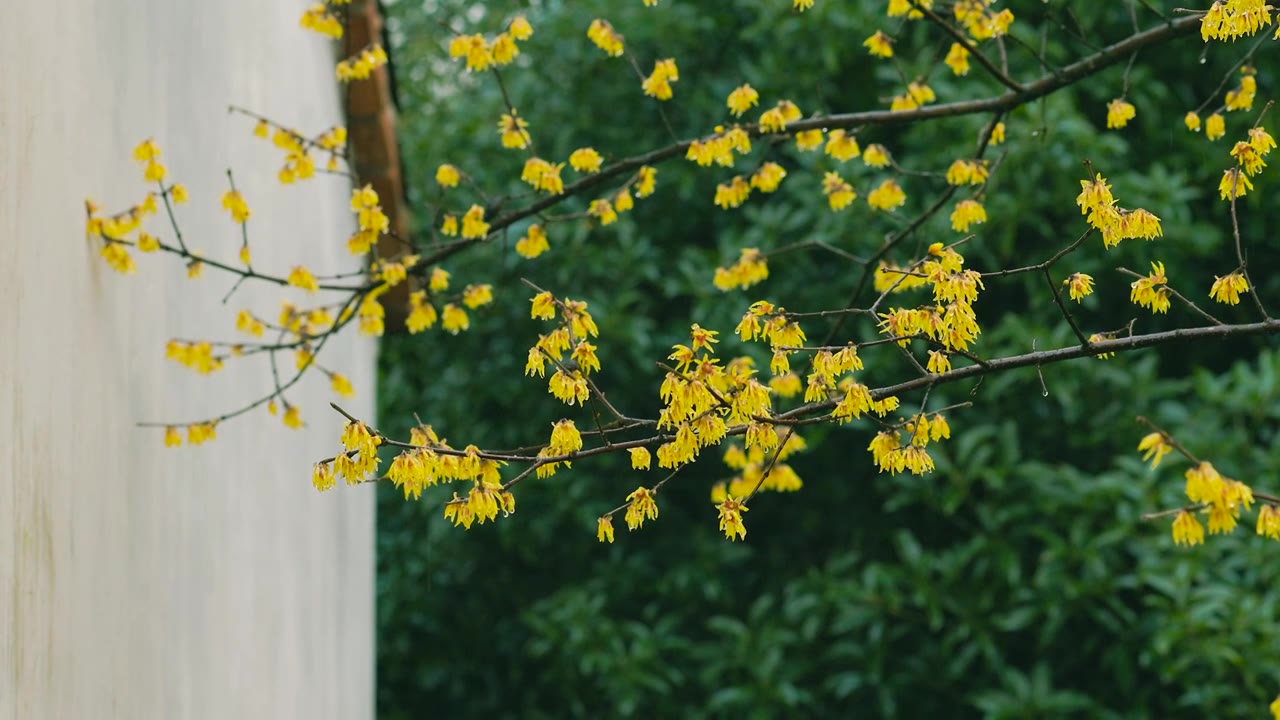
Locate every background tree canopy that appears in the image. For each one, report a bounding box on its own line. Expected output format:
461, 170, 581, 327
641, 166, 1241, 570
374, 1, 1279, 717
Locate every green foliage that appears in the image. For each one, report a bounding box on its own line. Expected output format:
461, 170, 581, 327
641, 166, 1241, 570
376, 1, 1280, 717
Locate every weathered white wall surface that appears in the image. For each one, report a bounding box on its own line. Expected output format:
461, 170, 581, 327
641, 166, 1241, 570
0, 2, 375, 718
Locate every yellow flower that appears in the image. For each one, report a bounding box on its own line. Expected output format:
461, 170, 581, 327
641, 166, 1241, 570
282, 405, 304, 429
862, 144, 890, 167
490, 33, 519, 65
587, 19, 625, 56
1209, 272, 1249, 305
588, 198, 618, 225
794, 0, 814, 10
750, 162, 787, 193
945, 42, 970, 75
627, 447, 652, 470
949, 199, 987, 232
187, 422, 217, 445
1106, 99, 1136, 129
794, 129, 824, 151
133, 138, 161, 162
436, 163, 461, 187
727, 84, 759, 116
569, 147, 604, 173
636, 166, 657, 197
1219, 167, 1253, 200
441, 303, 469, 334
312, 463, 336, 492
1257, 505, 1280, 540
1225, 68, 1256, 111
927, 350, 952, 374
509, 15, 533, 40
100, 243, 136, 274
1250, 126, 1277, 155
825, 130, 861, 161
430, 266, 450, 292
1184, 112, 1202, 132
863, 31, 893, 58
1137, 432, 1172, 469
867, 179, 906, 211
497, 111, 531, 149
221, 190, 250, 223
288, 266, 319, 292
624, 487, 659, 530
530, 291, 557, 320
717, 497, 749, 540
822, 171, 856, 211
1205, 112, 1225, 141
597, 516, 615, 543
331, 373, 355, 398
516, 224, 550, 258
406, 291, 438, 334
1063, 273, 1094, 302
1129, 261, 1170, 314
461, 205, 489, 239
164, 426, 182, 447
642, 58, 679, 100
441, 215, 458, 237
989, 122, 1006, 145
135, 232, 160, 253
1171, 511, 1204, 546
714, 176, 751, 209
462, 283, 494, 309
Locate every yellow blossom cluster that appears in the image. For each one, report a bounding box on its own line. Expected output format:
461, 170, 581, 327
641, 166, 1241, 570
874, 245, 984, 352
642, 58, 679, 100
299, 3, 344, 38
1222, 126, 1274, 201
713, 248, 769, 291
1175, 461, 1255, 543
221, 189, 251, 224
587, 18, 624, 57
447, 16, 532, 73
521, 157, 565, 195
945, 159, 989, 186
254, 121, 343, 181
890, 82, 936, 112
347, 184, 388, 254
654, 326, 776, 469
888, 0, 931, 19
1200, 0, 1274, 42
686, 125, 752, 167
336, 44, 388, 82
868, 413, 951, 476
235, 309, 265, 337
525, 291, 600, 409
758, 99, 802, 133
1129, 261, 1170, 314
1075, 172, 1163, 248
751, 163, 787, 193
1225, 66, 1257, 112
953, 0, 1015, 40
498, 110, 532, 149
166, 340, 224, 374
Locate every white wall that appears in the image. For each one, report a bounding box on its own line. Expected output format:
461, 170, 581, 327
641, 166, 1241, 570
0, 2, 376, 718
